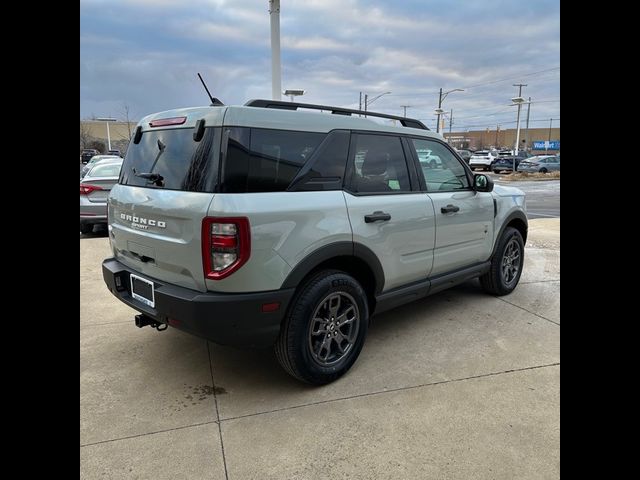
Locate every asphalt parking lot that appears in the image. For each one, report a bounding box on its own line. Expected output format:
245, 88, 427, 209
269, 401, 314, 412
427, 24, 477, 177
80, 218, 559, 479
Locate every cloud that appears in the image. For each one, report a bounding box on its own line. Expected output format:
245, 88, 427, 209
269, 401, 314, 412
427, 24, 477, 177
80, 0, 559, 131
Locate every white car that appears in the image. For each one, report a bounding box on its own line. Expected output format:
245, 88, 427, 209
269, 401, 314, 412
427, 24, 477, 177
469, 150, 498, 171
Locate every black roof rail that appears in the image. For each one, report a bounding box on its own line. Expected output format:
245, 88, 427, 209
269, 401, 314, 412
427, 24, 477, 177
244, 99, 429, 130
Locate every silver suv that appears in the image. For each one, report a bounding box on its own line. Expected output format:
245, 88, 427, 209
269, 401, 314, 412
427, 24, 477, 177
103, 100, 527, 384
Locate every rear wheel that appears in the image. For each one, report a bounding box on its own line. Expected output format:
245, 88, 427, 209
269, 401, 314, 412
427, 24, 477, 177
480, 227, 524, 296
470, 167, 476, 171
275, 270, 369, 385
493, 169, 500, 174
539, 167, 548, 173
80, 224, 93, 234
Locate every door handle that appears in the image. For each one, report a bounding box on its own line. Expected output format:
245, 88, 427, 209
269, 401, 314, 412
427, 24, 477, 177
364, 211, 391, 223
441, 204, 460, 214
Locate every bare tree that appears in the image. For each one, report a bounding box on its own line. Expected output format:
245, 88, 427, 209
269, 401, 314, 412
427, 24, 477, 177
80, 121, 91, 151
122, 103, 133, 141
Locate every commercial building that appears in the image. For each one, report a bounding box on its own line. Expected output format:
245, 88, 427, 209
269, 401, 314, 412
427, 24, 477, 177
443, 126, 560, 153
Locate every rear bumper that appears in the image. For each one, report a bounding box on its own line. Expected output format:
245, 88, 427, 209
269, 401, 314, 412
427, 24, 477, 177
102, 257, 295, 347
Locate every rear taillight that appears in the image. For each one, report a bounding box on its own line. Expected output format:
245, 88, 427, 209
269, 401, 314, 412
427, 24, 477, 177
80, 184, 103, 195
202, 217, 251, 280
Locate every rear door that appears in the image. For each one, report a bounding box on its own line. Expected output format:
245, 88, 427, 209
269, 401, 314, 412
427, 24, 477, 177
407, 138, 494, 276
343, 132, 435, 292
109, 125, 222, 292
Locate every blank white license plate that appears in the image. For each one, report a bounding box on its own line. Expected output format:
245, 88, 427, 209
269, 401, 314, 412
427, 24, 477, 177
130, 274, 155, 308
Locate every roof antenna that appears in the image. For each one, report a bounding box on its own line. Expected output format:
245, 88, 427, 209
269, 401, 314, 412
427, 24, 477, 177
197, 73, 224, 106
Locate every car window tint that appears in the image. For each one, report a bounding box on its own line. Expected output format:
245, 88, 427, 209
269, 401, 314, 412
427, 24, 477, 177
411, 139, 470, 191
349, 134, 411, 193
222, 127, 325, 193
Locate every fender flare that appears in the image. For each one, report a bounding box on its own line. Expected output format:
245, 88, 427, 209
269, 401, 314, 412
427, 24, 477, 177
492, 210, 528, 257
281, 241, 385, 294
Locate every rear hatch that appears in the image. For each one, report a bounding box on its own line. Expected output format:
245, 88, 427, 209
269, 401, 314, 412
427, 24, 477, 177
108, 110, 224, 292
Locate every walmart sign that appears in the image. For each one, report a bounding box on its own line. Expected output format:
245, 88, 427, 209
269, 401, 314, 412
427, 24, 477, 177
533, 140, 560, 150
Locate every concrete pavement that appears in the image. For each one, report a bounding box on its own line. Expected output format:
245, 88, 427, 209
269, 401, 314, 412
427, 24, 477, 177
80, 219, 560, 479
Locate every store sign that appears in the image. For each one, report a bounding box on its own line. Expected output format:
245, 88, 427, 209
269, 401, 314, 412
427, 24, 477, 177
533, 140, 560, 149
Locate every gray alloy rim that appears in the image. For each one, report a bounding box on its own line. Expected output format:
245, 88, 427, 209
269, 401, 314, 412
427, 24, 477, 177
308, 292, 360, 367
501, 238, 521, 285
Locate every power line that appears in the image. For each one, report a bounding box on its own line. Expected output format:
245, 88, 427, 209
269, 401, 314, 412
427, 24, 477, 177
386, 66, 560, 98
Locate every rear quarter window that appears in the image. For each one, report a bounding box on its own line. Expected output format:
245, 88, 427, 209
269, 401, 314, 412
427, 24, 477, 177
222, 128, 325, 193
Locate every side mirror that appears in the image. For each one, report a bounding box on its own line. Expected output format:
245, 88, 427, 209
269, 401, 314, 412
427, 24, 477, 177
474, 174, 494, 192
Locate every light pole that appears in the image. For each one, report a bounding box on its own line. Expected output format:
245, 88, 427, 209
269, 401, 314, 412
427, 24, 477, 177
400, 105, 411, 117
435, 88, 464, 134
96, 117, 117, 151
511, 84, 527, 172
269, 0, 281, 100
364, 91, 391, 116
283, 89, 305, 102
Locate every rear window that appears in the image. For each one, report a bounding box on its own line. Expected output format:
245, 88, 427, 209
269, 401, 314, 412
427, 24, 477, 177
120, 127, 221, 192
222, 128, 325, 193
89, 163, 122, 178
473, 151, 489, 156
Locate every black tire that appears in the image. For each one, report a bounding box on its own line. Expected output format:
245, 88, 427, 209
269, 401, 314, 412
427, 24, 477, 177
539, 168, 548, 173
493, 169, 500, 174
480, 227, 524, 296
275, 270, 369, 385
470, 167, 476, 171
80, 224, 93, 234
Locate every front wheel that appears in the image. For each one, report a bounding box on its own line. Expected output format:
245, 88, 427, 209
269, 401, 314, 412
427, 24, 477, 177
539, 167, 548, 173
480, 227, 524, 295
470, 167, 476, 171
275, 270, 369, 385
80, 223, 93, 234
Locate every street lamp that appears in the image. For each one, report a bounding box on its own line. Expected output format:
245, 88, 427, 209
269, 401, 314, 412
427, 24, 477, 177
435, 88, 464, 133
364, 91, 391, 115
283, 89, 305, 102
96, 117, 117, 151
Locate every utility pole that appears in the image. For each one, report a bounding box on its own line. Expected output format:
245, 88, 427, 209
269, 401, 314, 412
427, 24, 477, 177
269, 0, 281, 100
524, 96, 531, 152
548, 118, 553, 142
436, 88, 443, 133
512, 83, 527, 171
364, 94, 368, 117
359, 92, 362, 115
401, 105, 411, 118
495, 125, 500, 148
449, 109, 453, 137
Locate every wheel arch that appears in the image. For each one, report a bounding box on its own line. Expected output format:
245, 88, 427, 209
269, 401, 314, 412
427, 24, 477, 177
281, 242, 384, 313
492, 211, 528, 257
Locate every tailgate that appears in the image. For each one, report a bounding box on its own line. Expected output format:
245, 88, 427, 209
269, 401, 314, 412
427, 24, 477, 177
108, 184, 214, 292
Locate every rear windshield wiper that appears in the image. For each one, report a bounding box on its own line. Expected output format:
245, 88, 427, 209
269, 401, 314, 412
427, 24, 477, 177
134, 172, 164, 186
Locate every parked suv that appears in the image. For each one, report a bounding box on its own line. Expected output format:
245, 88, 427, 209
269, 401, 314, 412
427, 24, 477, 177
81, 149, 100, 164
469, 150, 498, 171
103, 100, 527, 385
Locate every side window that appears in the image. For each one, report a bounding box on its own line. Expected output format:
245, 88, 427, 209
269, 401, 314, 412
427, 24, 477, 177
349, 134, 411, 193
410, 138, 470, 191
222, 127, 325, 193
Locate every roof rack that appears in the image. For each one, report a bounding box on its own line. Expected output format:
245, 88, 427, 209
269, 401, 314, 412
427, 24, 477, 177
244, 99, 429, 130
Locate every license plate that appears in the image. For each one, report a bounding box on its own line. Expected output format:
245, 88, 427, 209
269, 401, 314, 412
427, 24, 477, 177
130, 274, 155, 308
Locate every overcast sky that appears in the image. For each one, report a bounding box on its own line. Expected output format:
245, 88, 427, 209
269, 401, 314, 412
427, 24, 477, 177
80, 0, 559, 131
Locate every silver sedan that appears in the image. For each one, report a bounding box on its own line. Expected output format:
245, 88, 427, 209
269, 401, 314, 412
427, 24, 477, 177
517, 155, 560, 173
80, 159, 122, 234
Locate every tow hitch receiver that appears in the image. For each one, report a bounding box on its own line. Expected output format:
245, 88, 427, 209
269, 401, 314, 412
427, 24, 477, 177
134, 314, 168, 331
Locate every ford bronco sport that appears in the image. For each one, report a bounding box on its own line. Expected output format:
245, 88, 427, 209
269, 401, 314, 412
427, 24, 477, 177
102, 99, 527, 385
